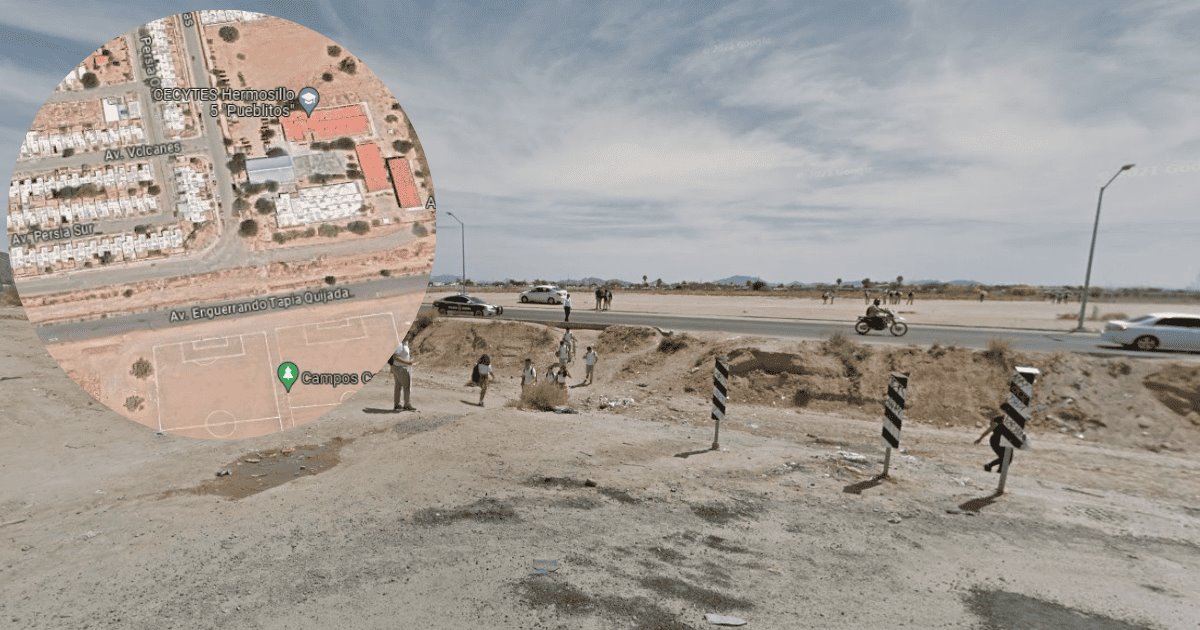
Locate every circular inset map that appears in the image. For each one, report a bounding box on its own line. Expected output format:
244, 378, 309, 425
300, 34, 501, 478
6, 10, 435, 439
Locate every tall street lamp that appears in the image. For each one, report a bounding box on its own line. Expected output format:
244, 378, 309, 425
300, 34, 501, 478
446, 211, 466, 294
1077, 163, 1135, 331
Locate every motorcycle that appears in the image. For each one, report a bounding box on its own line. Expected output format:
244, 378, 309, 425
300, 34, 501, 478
855, 312, 909, 336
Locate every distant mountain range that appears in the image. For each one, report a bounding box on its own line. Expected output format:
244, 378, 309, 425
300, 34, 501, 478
0, 252, 12, 285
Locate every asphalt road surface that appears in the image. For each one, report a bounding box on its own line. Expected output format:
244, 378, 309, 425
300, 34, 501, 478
457, 304, 1198, 360
36, 275, 427, 344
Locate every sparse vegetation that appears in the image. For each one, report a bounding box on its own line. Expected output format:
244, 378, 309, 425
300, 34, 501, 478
409, 313, 436, 337
233, 198, 249, 212
147, 184, 161, 195
219, 26, 239, 43
324, 275, 337, 285
130, 358, 153, 379
265, 180, 279, 193
255, 197, 276, 214
982, 338, 1012, 367
518, 381, 568, 411
657, 335, 689, 354
123, 288, 134, 298
318, 224, 341, 237
51, 183, 103, 200
266, 147, 287, 158
124, 395, 145, 412
327, 45, 341, 57
347, 220, 370, 235
380, 269, 392, 277
61, 148, 75, 157
81, 72, 99, 89
238, 219, 259, 237
385, 114, 399, 123
338, 57, 357, 74
321, 72, 333, 82
392, 139, 413, 153
412, 223, 429, 237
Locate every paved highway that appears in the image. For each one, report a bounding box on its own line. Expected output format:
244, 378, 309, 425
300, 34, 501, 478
452, 304, 1197, 359
36, 274, 427, 344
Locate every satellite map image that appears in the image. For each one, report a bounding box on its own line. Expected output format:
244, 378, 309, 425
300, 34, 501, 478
6, 10, 435, 438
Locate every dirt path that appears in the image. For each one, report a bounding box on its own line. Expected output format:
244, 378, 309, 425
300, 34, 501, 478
0, 311, 1197, 628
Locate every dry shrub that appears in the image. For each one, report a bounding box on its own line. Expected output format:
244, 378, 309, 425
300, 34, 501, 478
981, 338, 1012, 366
518, 381, 567, 411
1056, 312, 1077, 320
1099, 312, 1128, 321
409, 312, 437, 338
657, 335, 689, 354
130, 357, 153, 379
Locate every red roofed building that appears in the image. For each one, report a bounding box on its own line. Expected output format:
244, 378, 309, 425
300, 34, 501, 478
354, 143, 388, 193
386, 157, 422, 209
280, 104, 370, 143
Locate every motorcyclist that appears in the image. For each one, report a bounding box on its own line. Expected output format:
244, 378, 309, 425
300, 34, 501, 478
865, 298, 892, 329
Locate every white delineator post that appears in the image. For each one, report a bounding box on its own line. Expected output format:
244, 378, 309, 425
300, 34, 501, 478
710, 356, 729, 450
880, 372, 909, 477
995, 366, 1040, 494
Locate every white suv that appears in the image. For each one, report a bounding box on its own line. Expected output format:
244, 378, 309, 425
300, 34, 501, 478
519, 285, 568, 304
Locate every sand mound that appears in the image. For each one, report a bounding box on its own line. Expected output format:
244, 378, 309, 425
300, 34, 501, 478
414, 319, 1200, 451
413, 318, 557, 371
1143, 365, 1200, 421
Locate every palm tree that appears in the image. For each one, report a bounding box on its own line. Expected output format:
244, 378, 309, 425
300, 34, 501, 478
862, 278, 872, 289
895, 275, 904, 287
642, 274, 648, 286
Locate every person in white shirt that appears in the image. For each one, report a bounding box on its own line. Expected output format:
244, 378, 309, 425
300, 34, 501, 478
557, 340, 571, 367
562, 328, 576, 361
582, 346, 598, 385
563, 293, 572, 322
475, 354, 493, 406
391, 336, 415, 411
521, 358, 537, 391
556, 364, 570, 392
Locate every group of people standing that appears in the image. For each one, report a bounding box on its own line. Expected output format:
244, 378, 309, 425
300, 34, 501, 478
858, 290, 913, 305
593, 287, 614, 310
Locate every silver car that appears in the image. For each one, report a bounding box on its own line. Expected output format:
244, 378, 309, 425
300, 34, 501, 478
1101, 313, 1200, 352
519, 285, 568, 304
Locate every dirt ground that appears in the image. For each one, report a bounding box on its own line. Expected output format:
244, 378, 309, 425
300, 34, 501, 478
0, 310, 1197, 629
468, 289, 1200, 333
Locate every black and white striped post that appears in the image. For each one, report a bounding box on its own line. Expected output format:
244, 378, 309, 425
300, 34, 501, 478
995, 366, 1040, 493
710, 355, 729, 450
880, 372, 909, 477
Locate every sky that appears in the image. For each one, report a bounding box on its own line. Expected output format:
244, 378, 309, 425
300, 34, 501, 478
1, 1, 1198, 288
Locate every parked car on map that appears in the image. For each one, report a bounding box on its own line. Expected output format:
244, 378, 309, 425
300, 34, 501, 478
519, 285, 568, 304
432, 294, 503, 317
1101, 313, 1200, 352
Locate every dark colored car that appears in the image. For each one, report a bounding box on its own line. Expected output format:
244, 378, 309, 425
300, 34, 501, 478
432, 294, 503, 317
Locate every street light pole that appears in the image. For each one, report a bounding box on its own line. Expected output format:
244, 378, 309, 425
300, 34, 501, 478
446, 211, 465, 294
1077, 164, 1135, 332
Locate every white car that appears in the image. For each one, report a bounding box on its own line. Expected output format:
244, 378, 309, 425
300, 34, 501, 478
519, 285, 568, 304
1101, 313, 1200, 352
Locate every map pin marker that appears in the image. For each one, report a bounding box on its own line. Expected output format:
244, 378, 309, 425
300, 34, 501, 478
277, 361, 299, 393
298, 87, 319, 117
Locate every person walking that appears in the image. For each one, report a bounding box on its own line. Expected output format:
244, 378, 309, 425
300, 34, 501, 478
821, 292, 829, 305
556, 364, 571, 393
604, 288, 612, 310
907, 290, 914, 305
474, 354, 493, 406
562, 327, 576, 361
391, 335, 415, 411
557, 339, 571, 368
521, 358, 537, 392
582, 346, 598, 385
563, 292, 572, 321
974, 414, 1007, 472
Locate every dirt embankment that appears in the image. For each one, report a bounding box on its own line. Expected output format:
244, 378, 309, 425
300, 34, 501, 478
412, 319, 1200, 453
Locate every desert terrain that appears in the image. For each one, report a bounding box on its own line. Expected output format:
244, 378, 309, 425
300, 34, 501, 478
0, 305, 1197, 629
